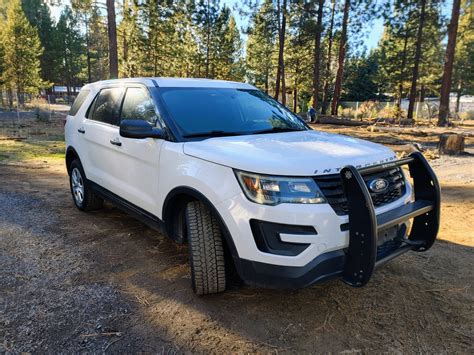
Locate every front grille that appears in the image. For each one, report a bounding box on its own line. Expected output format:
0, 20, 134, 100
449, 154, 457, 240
314, 167, 406, 216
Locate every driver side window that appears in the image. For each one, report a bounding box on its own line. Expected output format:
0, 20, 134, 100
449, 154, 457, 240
121, 87, 159, 126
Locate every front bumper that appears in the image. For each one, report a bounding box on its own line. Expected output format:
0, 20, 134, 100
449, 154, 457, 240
227, 152, 440, 289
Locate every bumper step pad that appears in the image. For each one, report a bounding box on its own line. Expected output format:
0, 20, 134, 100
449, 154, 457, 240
340, 152, 440, 287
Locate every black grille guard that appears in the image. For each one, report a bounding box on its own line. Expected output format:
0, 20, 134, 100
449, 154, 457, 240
340, 151, 440, 287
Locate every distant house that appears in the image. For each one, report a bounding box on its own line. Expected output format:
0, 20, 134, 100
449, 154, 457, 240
51, 86, 82, 96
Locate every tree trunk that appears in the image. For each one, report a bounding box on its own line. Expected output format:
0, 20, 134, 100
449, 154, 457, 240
85, 15, 92, 83
420, 85, 426, 102
455, 81, 462, 113
106, 0, 119, 79
396, 30, 409, 117
122, 0, 129, 76
293, 85, 297, 113
205, 0, 211, 78
265, 70, 269, 94
407, 0, 427, 120
331, 0, 350, 116
312, 0, 325, 110
275, 0, 287, 103
153, 35, 158, 76
281, 63, 286, 105
438, 134, 464, 155
7, 87, 13, 109
275, 0, 281, 100
321, 0, 336, 114
438, 0, 461, 126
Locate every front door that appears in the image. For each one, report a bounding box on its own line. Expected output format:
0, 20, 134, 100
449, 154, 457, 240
106, 85, 164, 215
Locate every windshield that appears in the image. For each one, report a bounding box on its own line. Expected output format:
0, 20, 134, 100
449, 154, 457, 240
158, 88, 308, 138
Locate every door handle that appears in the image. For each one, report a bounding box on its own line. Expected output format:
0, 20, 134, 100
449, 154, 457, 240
77, 128, 85, 134
110, 138, 122, 146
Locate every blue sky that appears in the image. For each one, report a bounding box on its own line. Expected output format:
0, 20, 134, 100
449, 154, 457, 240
49, 0, 453, 52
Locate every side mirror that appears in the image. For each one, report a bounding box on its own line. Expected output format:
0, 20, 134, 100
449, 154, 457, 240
119, 119, 165, 139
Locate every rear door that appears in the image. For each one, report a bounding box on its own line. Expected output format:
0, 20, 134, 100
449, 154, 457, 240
81, 87, 125, 194
108, 85, 164, 214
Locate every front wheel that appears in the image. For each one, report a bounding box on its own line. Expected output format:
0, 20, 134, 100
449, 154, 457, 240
185, 201, 226, 295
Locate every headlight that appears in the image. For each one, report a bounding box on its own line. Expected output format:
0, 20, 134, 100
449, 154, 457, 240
235, 170, 327, 205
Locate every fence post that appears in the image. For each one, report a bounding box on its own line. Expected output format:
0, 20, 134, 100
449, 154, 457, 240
415, 101, 420, 119
355, 101, 359, 120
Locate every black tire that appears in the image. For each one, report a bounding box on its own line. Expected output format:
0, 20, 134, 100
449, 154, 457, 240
185, 201, 226, 295
69, 159, 103, 211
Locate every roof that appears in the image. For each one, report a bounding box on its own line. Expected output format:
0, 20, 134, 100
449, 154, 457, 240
83, 77, 255, 90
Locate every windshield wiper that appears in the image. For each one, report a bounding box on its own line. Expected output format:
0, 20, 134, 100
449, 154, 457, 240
182, 130, 244, 138
251, 127, 305, 135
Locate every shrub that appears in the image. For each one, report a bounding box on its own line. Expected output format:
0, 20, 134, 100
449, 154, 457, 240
29, 97, 51, 122
458, 110, 474, 121
341, 107, 355, 118
357, 101, 378, 119
378, 104, 405, 119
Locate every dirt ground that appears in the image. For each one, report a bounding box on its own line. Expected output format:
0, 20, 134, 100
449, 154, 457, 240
0, 110, 473, 352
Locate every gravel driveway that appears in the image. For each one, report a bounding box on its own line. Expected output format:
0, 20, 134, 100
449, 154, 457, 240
0, 162, 473, 353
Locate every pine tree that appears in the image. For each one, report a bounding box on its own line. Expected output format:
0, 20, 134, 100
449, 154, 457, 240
377, 0, 443, 116
438, 0, 462, 124
342, 52, 380, 101
321, 0, 336, 114
286, 0, 313, 112
55, 6, 86, 94
168, 1, 201, 77
194, 0, 222, 78
274, 0, 288, 104
1, 0, 45, 104
407, 0, 427, 120
118, 0, 145, 78
246, 0, 277, 93
215, 8, 244, 80
88, 5, 109, 81
377, 1, 418, 114
71, 0, 109, 82
21, 0, 57, 87
331, 0, 350, 115
452, 0, 474, 113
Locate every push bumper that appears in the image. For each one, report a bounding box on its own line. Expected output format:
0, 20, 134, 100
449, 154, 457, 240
235, 152, 440, 289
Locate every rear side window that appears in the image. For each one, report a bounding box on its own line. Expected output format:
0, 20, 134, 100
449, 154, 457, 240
90, 88, 123, 125
120, 87, 158, 125
69, 89, 90, 116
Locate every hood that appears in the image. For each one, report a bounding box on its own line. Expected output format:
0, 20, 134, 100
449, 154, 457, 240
183, 130, 397, 176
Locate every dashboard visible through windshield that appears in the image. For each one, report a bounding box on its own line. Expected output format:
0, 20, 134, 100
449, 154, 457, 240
157, 88, 308, 139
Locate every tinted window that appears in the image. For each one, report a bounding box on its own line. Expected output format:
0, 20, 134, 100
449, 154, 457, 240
91, 88, 123, 125
159, 88, 306, 136
69, 89, 90, 116
85, 93, 98, 118
121, 87, 157, 124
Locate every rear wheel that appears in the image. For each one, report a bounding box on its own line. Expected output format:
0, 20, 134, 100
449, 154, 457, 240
185, 201, 226, 295
69, 159, 103, 211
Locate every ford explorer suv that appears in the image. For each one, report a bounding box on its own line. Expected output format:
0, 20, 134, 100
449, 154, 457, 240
65, 78, 440, 295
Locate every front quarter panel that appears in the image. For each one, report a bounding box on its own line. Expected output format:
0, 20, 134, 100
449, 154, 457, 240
156, 141, 242, 219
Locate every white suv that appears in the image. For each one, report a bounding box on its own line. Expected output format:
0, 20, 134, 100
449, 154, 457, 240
65, 78, 440, 295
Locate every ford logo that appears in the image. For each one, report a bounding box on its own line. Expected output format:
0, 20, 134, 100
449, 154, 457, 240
369, 178, 389, 193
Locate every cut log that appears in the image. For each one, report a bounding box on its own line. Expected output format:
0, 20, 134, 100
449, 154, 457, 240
438, 134, 465, 155
389, 143, 423, 155
311, 115, 370, 126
